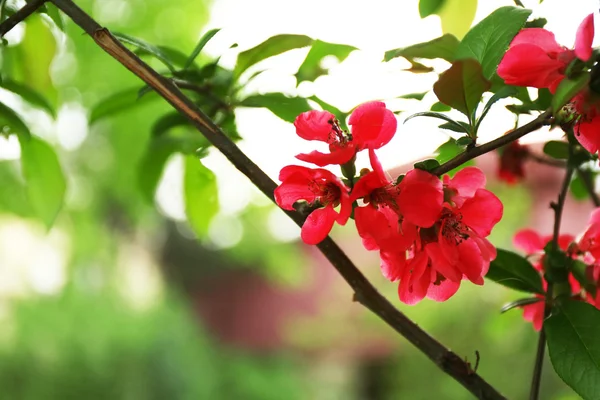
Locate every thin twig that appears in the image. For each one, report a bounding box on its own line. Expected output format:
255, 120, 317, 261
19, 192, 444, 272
51, 0, 507, 398
577, 167, 600, 207
529, 150, 574, 400
0, 0, 46, 37
432, 110, 554, 176
527, 153, 566, 168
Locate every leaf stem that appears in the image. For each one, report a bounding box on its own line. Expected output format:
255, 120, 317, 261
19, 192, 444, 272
0, 0, 46, 37
51, 0, 507, 397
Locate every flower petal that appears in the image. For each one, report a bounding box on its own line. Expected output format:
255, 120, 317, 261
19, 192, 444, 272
497, 44, 567, 89
294, 110, 336, 142
274, 176, 314, 210
510, 28, 563, 53
513, 229, 545, 254
301, 206, 337, 244
380, 250, 406, 281
349, 101, 397, 149
427, 278, 460, 302
459, 189, 503, 237
425, 242, 462, 282
399, 169, 443, 227
457, 239, 486, 285
296, 146, 356, 166
398, 252, 429, 305
575, 14, 595, 62
575, 116, 600, 154
522, 300, 544, 331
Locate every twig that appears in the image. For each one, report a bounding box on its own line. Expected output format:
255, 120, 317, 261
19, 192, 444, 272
51, 0, 506, 398
577, 167, 600, 207
0, 0, 46, 37
527, 153, 566, 168
432, 110, 554, 176
529, 151, 574, 400
171, 78, 230, 111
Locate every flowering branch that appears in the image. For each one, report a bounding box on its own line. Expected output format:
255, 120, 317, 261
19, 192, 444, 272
0, 0, 47, 37
49, 0, 508, 398
529, 146, 575, 400
432, 110, 554, 176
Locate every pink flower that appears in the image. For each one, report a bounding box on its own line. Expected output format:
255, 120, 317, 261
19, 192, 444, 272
578, 208, 600, 260
497, 14, 594, 92
497, 141, 528, 184
294, 101, 397, 166
571, 89, 600, 154
274, 165, 351, 245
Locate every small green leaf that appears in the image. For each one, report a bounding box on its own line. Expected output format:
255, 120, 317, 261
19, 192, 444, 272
486, 249, 544, 294
552, 73, 590, 113
419, 0, 445, 18
1, 78, 56, 117
238, 93, 311, 123
234, 34, 313, 81
399, 92, 428, 101
435, 138, 475, 175
138, 140, 177, 203
90, 87, 159, 123
20, 136, 66, 228
414, 158, 440, 171
184, 28, 221, 70
456, 136, 473, 146
405, 112, 469, 134
433, 59, 491, 122
113, 32, 177, 71
184, 156, 219, 238
475, 85, 518, 132
525, 18, 547, 29
455, 6, 532, 79
500, 297, 543, 313
570, 173, 588, 200
547, 300, 600, 400
543, 140, 569, 160
437, 0, 478, 39
152, 112, 190, 137
430, 102, 451, 112
438, 122, 468, 133
0, 101, 31, 140
296, 39, 357, 84
383, 34, 460, 63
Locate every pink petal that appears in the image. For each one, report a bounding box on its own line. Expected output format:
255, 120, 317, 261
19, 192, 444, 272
399, 169, 443, 227
459, 189, 503, 237
427, 278, 460, 302
301, 206, 337, 244
350, 171, 388, 202
380, 250, 406, 281
557, 234, 575, 251
448, 166, 486, 199
522, 300, 545, 331
513, 229, 545, 254
294, 110, 336, 142
510, 28, 563, 53
274, 178, 314, 210
279, 165, 311, 181
368, 148, 389, 182
575, 117, 600, 154
349, 101, 397, 149
336, 191, 352, 225
589, 208, 600, 225
497, 44, 567, 89
398, 252, 429, 305
575, 14, 595, 62
425, 242, 462, 282
295, 146, 356, 166
457, 239, 486, 285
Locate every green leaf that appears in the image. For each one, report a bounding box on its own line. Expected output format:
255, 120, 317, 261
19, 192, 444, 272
383, 34, 459, 63
152, 112, 190, 137
570, 259, 596, 296
525, 17, 547, 29
419, 0, 445, 18
486, 249, 544, 294
414, 158, 440, 171
547, 300, 600, 400
184, 156, 219, 238
113, 32, 177, 71
0, 101, 31, 140
184, 28, 221, 70
430, 102, 451, 112
543, 140, 569, 160
570, 173, 588, 200
296, 39, 357, 84
90, 87, 159, 123
20, 136, 66, 228
238, 93, 311, 123
1, 78, 56, 117
433, 59, 491, 122
405, 111, 469, 134
475, 85, 518, 132
138, 141, 177, 203
437, 0, 478, 39
552, 73, 590, 113
399, 92, 428, 101
234, 34, 313, 81
500, 297, 543, 313
456, 136, 473, 146
455, 6, 532, 79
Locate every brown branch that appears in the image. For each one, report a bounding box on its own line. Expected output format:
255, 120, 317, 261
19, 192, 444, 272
577, 167, 600, 207
432, 110, 554, 176
529, 151, 574, 400
0, 0, 47, 37
51, 1, 507, 398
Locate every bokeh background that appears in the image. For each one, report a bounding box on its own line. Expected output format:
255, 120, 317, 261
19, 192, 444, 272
0, 0, 597, 398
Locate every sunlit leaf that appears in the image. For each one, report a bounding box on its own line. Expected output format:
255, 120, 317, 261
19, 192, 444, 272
434, 138, 474, 175
430, 102, 451, 112
437, 0, 477, 39
296, 40, 357, 84
383, 34, 459, 63
552, 74, 590, 113
500, 297, 543, 313
414, 158, 440, 171
486, 249, 544, 294
138, 140, 177, 203
543, 141, 569, 160
234, 34, 313, 81
399, 92, 428, 100
455, 6, 532, 79
433, 59, 491, 122
405, 111, 468, 134
419, 0, 445, 18
570, 173, 588, 200
238, 93, 311, 123
547, 300, 600, 400
1, 78, 56, 117
90, 87, 159, 123
184, 28, 221, 70
114, 32, 177, 71
184, 156, 219, 238
20, 136, 66, 228
0, 101, 31, 140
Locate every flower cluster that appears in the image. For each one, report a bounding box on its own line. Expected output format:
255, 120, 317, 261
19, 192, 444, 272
275, 102, 503, 305
498, 14, 599, 153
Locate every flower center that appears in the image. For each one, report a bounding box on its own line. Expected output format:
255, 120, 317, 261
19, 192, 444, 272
309, 180, 342, 207
326, 118, 351, 147
441, 209, 470, 246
